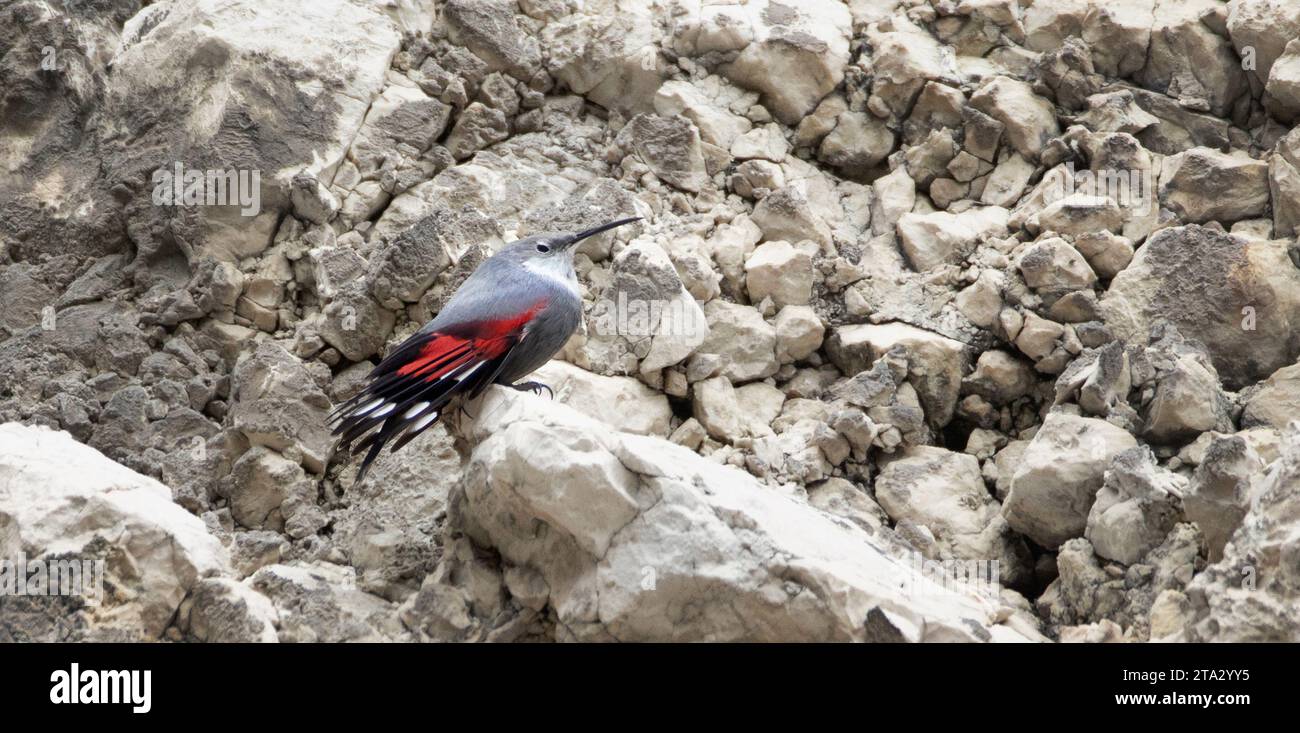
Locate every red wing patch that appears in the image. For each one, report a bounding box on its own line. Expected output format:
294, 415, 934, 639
330, 299, 549, 482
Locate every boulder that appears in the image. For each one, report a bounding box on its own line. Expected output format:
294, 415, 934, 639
1101, 226, 1300, 388
443, 387, 1035, 641
1003, 412, 1138, 548
0, 423, 228, 639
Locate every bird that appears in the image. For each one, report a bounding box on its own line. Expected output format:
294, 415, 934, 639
329, 216, 641, 482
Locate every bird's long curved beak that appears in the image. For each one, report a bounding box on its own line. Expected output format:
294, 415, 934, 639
561, 216, 641, 248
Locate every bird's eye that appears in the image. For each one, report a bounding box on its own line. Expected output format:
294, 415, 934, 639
536, 243, 550, 253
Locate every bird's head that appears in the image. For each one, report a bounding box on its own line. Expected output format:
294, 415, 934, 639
503, 216, 642, 264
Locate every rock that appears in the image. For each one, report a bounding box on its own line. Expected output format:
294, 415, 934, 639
1100, 225, 1300, 388
445, 387, 1031, 641
691, 300, 778, 383
251, 562, 407, 642
1076, 90, 1160, 134
876, 446, 1031, 586
1003, 412, 1139, 549
955, 270, 1005, 329
806, 478, 888, 534
1227, 0, 1300, 89
818, 111, 895, 174
595, 237, 710, 374
1158, 148, 1271, 224
444, 102, 511, 160
541, 8, 661, 116
825, 323, 967, 427
980, 154, 1036, 207
1242, 363, 1300, 430
745, 241, 814, 307
692, 376, 746, 442
331, 424, 458, 599
1085, 446, 1185, 565
221, 446, 316, 531
1143, 352, 1233, 443
1182, 435, 1264, 562
615, 114, 709, 192
104, 0, 405, 261
1265, 40, 1300, 121
1136, 0, 1247, 117
653, 80, 753, 149
443, 0, 542, 81
963, 350, 1036, 405
1186, 428, 1300, 641
720, 0, 853, 125
970, 76, 1060, 160
1272, 129, 1300, 238
532, 361, 672, 437
1030, 194, 1124, 237
1016, 237, 1098, 295
186, 578, 279, 643
896, 206, 1010, 271
730, 124, 789, 162
369, 207, 495, 306
318, 281, 397, 362
228, 341, 335, 473
751, 184, 833, 249
1072, 231, 1134, 280
0, 423, 228, 639
1014, 311, 1065, 363
774, 305, 824, 363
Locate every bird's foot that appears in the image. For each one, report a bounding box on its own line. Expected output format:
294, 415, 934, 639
512, 381, 554, 399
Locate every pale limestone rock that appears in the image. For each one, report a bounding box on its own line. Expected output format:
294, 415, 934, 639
980, 153, 1036, 207
1182, 434, 1264, 562
448, 388, 1032, 641
1101, 225, 1300, 388
187, 577, 279, 643
1085, 446, 1185, 565
0, 423, 229, 638
970, 76, 1060, 160
1030, 194, 1124, 237
1016, 237, 1098, 294
744, 240, 814, 307
653, 80, 753, 149
692, 300, 778, 383
1003, 412, 1138, 548
896, 206, 1010, 271
229, 341, 334, 474
1158, 148, 1270, 224
1242, 362, 1300, 429
615, 114, 709, 193
774, 305, 825, 363
533, 361, 673, 437
825, 323, 967, 427
720, 0, 853, 125
876, 446, 1031, 585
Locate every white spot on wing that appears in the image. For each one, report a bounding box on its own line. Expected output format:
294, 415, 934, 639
411, 411, 439, 432
352, 397, 384, 417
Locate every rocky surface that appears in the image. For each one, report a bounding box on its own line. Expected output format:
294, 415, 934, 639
3, 0, 1300, 643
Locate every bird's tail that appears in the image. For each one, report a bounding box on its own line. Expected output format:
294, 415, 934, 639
330, 329, 517, 482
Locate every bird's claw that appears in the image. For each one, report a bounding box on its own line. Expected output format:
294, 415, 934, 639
513, 381, 554, 399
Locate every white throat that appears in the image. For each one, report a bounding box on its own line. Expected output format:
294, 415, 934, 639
523, 255, 580, 296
